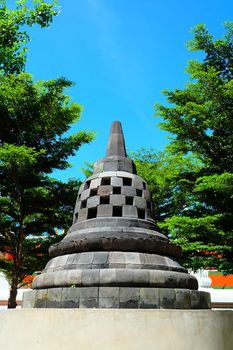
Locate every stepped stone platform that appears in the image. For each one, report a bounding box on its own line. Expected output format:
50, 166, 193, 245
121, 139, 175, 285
23, 121, 210, 309
0, 309, 232, 350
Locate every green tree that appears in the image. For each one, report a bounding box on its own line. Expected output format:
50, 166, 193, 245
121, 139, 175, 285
154, 23, 233, 273
0, 1, 94, 308
0, 0, 58, 74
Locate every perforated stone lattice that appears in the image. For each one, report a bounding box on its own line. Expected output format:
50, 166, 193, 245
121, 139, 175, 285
74, 171, 154, 223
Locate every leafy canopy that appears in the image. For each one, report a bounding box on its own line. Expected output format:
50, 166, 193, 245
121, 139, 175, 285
0, 0, 58, 74
153, 23, 233, 273
0, 1, 94, 307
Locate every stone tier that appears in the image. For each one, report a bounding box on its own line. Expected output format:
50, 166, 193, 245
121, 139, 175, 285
23, 287, 211, 309
49, 227, 181, 258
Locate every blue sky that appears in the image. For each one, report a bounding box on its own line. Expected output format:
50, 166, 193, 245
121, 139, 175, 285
26, 0, 232, 181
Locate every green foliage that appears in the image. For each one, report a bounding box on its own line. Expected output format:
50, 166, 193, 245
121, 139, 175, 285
153, 23, 233, 273
0, 1, 94, 307
0, 0, 58, 74
132, 148, 202, 221
0, 74, 94, 293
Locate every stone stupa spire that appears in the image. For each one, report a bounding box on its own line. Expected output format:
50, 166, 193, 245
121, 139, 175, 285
93, 121, 136, 174
106, 121, 127, 157
23, 121, 210, 309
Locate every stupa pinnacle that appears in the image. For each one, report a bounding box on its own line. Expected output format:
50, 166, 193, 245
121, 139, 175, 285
23, 121, 211, 309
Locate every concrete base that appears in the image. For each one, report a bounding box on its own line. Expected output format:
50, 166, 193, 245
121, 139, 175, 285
0, 309, 232, 350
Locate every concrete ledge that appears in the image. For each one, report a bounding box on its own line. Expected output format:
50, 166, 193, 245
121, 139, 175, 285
0, 309, 232, 350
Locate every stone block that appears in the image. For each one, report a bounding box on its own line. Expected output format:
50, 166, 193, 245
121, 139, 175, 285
122, 205, 137, 217
93, 252, 109, 266
190, 290, 211, 309
142, 190, 151, 200
121, 186, 136, 196
42, 272, 55, 288
103, 161, 119, 172
145, 209, 155, 222
99, 287, 120, 299
100, 269, 116, 285
67, 253, 80, 265
67, 270, 82, 286
119, 287, 140, 308
116, 269, 133, 285
53, 271, 68, 287
87, 196, 100, 208
133, 197, 147, 209
79, 287, 98, 307
22, 291, 36, 308
116, 171, 135, 179
47, 288, 62, 308
159, 288, 176, 309
140, 288, 158, 300
133, 270, 150, 286
78, 182, 85, 195
118, 159, 134, 173
86, 173, 98, 181
55, 255, 69, 267
74, 201, 81, 212
132, 178, 144, 189
93, 161, 104, 174
80, 189, 90, 201
139, 299, 159, 309
99, 297, 119, 308
110, 194, 125, 206
97, 204, 113, 217
78, 252, 94, 265
82, 269, 100, 286
77, 208, 88, 221
124, 252, 141, 265
62, 287, 80, 308
149, 271, 165, 287
175, 289, 191, 309
99, 171, 117, 178
79, 298, 98, 308
34, 289, 48, 308
199, 291, 211, 309
111, 176, 123, 187
80, 287, 98, 299
97, 185, 113, 196
109, 252, 125, 265
90, 178, 101, 189
22, 300, 34, 308
144, 254, 165, 267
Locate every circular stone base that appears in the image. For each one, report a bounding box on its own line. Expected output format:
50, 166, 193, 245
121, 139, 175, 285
23, 287, 211, 309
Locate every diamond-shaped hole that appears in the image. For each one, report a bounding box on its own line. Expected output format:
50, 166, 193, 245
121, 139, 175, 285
113, 206, 122, 217
84, 180, 91, 190
81, 200, 87, 209
137, 208, 145, 219
126, 196, 133, 205
101, 177, 111, 185
123, 177, 132, 186
87, 207, 97, 219
136, 189, 142, 197
100, 196, 110, 204
90, 188, 98, 197
113, 187, 121, 194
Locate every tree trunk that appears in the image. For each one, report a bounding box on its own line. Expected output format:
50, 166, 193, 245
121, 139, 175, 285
8, 223, 24, 309
8, 271, 18, 309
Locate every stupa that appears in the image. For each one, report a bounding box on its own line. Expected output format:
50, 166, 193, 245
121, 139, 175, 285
23, 121, 211, 309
